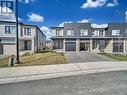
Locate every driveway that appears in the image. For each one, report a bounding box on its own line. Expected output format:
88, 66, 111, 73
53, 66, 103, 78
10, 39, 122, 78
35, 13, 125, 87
65, 52, 114, 63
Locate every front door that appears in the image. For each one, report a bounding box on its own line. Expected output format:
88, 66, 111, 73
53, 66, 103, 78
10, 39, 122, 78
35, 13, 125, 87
80, 42, 90, 51
0, 44, 3, 55
99, 40, 105, 52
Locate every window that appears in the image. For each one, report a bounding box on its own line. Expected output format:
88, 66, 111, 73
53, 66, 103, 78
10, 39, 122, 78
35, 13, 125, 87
24, 40, 31, 50
67, 30, 74, 36
56, 30, 60, 36
1, 1, 13, 14
93, 30, 99, 36
5, 26, 15, 34
24, 28, 31, 35
80, 30, 88, 36
125, 29, 127, 36
112, 30, 120, 36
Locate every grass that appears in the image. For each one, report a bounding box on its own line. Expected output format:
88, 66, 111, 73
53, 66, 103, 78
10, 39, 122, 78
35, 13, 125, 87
0, 52, 66, 68
0, 58, 9, 68
101, 53, 127, 61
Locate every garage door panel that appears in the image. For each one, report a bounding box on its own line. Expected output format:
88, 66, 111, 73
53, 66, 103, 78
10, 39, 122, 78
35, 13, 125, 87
65, 42, 76, 51
3, 45, 16, 55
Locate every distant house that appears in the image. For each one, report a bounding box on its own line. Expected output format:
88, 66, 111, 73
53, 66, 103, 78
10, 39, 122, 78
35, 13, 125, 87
46, 40, 51, 49
0, 21, 46, 55
51, 23, 127, 53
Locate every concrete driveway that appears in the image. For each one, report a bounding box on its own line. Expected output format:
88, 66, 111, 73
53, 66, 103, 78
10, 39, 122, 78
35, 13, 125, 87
65, 52, 114, 63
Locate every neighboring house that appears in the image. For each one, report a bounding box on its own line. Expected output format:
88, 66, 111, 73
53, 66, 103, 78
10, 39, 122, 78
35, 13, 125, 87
51, 23, 127, 53
46, 40, 52, 49
0, 21, 46, 55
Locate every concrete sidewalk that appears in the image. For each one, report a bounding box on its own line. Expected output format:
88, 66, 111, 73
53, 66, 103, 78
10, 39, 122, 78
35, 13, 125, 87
0, 61, 127, 84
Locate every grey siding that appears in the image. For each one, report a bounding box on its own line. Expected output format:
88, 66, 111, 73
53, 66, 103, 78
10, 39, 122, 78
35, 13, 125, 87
51, 23, 127, 39
64, 23, 92, 37
108, 23, 127, 37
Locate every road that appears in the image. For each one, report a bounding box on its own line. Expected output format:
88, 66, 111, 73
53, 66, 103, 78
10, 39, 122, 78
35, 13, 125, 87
66, 52, 114, 63
0, 71, 127, 95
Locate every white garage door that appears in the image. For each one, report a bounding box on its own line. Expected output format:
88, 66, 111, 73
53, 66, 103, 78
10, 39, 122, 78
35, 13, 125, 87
3, 45, 16, 55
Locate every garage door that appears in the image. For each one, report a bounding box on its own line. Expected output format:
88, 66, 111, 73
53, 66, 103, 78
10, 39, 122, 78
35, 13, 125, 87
3, 45, 16, 55
65, 42, 76, 51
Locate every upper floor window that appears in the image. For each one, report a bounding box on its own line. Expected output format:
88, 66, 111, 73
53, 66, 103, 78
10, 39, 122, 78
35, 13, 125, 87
93, 30, 99, 36
24, 28, 31, 35
5, 26, 15, 34
80, 30, 88, 36
67, 30, 74, 36
1, 1, 13, 14
112, 30, 120, 36
56, 30, 60, 36
125, 29, 127, 36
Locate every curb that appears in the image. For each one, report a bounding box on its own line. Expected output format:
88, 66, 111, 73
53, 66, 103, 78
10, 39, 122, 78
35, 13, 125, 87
0, 66, 127, 84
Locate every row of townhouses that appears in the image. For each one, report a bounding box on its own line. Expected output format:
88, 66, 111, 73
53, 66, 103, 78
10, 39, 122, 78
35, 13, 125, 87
0, 21, 46, 55
51, 23, 127, 53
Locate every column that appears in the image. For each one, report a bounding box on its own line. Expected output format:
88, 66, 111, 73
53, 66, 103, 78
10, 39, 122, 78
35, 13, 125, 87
97, 40, 99, 53
32, 39, 35, 52
90, 39, 92, 52
76, 39, 80, 52
111, 39, 113, 53
51, 40, 54, 50
124, 38, 126, 53
63, 39, 65, 51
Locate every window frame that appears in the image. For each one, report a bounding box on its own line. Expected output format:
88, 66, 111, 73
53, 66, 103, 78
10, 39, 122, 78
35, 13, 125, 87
24, 40, 32, 50
80, 30, 88, 36
66, 30, 74, 36
56, 30, 60, 36
125, 29, 127, 36
5, 26, 15, 34
1, 1, 13, 14
112, 30, 120, 36
24, 28, 31, 36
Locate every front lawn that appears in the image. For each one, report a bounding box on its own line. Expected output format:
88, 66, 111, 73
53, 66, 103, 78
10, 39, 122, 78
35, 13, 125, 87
101, 53, 127, 61
0, 52, 66, 68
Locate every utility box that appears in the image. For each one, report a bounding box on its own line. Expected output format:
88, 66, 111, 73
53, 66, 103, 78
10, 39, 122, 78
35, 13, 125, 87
8, 55, 14, 66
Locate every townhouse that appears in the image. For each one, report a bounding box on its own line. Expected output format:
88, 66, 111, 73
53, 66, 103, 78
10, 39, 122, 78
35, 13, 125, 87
0, 21, 46, 55
51, 23, 127, 53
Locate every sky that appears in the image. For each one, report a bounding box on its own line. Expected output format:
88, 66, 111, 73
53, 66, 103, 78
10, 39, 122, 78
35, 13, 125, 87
0, 0, 127, 39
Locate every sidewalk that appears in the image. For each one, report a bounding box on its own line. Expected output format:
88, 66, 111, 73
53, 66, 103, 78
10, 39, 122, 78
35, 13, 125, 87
0, 61, 127, 84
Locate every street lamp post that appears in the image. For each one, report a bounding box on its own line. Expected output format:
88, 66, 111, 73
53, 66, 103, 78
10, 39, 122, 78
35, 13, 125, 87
15, 0, 20, 64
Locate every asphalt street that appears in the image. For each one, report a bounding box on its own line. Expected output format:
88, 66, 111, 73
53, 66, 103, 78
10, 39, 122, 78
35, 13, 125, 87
66, 52, 114, 63
0, 70, 127, 95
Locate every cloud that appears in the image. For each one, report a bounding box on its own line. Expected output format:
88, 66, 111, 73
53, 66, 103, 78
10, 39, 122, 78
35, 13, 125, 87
91, 24, 108, 28
18, 17, 23, 22
19, 0, 35, 4
107, 0, 119, 7
59, 19, 91, 27
81, 0, 107, 8
125, 11, 127, 21
59, 21, 73, 27
78, 19, 91, 23
40, 26, 51, 39
28, 13, 44, 22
